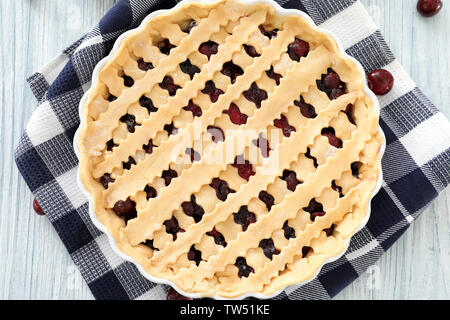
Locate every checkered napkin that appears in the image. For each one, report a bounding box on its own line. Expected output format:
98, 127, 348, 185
15, 0, 450, 300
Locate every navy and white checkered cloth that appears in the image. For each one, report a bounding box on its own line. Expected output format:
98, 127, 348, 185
15, 0, 450, 300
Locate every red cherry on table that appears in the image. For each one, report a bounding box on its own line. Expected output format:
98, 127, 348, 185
367, 69, 394, 96
33, 198, 45, 216
417, 0, 443, 17
166, 288, 192, 300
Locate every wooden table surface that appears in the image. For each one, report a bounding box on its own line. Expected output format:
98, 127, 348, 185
0, 0, 448, 300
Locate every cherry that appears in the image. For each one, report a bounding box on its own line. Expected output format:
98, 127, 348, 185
166, 288, 192, 300
259, 238, 280, 260
120, 114, 138, 133
112, 198, 137, 222
181, 195, 205, 223
281, 169, 300, 192
33, 198, 45, 216
235, 257, 254, 278
283, 221, 296, 239
367, 69, 394, 95
258, 191, 275, 211
266, 66, 282, 85
243, 44, 260, 58
210, 178, 235, 201
221, 61, 244, 84
183, 100, 202, 117
417, 0, 442, 17
199, 41, 218, 59
206, 228, 227, 247
187, 245, 202, 266
288, 38, 310, 62
100, 173, 115, 189
233, 206, 256, 231
163, 216, 185, 240
137, 59, 154, 71
223, 103, 248, 125
179, 59, 200, 80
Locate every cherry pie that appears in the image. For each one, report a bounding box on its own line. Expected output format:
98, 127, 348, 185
77, 0, 383, 298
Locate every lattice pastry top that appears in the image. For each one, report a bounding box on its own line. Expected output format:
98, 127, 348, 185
77, 0, 384, 298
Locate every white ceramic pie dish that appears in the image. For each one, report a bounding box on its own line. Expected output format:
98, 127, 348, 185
74, 0, 386, 300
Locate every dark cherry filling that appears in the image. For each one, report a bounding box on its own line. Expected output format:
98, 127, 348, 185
161, 168, 178, 186
183, 19, 197, 33
106, 139, 117, 151
187, 245, 202, 266
166, 288, 192, 301
180, 197, 204, 221
158, 39, 176, 55
163, 216, 185, 240
342, 103, 356, 125
258, 191, 275, 211
139, 96, 158, 115
252, 134, 271, 158
221, 61, 244, 84
266, 66, 282, 85
122, 75, 134, 87
112, 198, 137, 222
100, 173, 115, 189
144, 185, 157, 200
107, 94, 117, 102
120, 114, 138, 133
243, 82, 268, 108
331, 180, 344, 198
259, 238, 280, 260
223, 103, 248, 125
303, 199, 325, 221
259, 25, 278, 39
317, 68, 347, 100
206, 227, 227, 247
185, 148, 201, 163
210, 177, 235, 201
288, 38, 310, 62
201, 80, 224, 102
137, 59, 154, 71
302, 246, 312, 258
417, 0, 442, 17
243, 44, 261, 58
324, 224, 336, 237
33, 198, 45, 216
367, 69, 394, 96
305, 147, 319, 168
283, 221, 296, 239
142, 239, 158, 251
183, 100, 202, 117
122, 156, 137, 170
281, 169, 301, 192
235, 257, 254, 278
143, 139, 157, 154
294, 96, 317, 119
233, 206, 257, 231
159, 76, 180, 96
207, 126, 225, 143
180, 59, 200, 80
199, 41, 219, 59
321, 127, 343, 148
351, 161, 363, 178
273, 114, 296, 137
164, 122, 178, 136
232, 155, 256, 181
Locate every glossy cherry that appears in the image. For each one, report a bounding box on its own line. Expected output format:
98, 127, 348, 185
367, 69, 394, 95
33, 198, 45, 216
417, 0, 442, 17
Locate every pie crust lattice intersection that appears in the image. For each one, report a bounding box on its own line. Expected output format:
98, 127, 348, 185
77, 0, 383, 298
